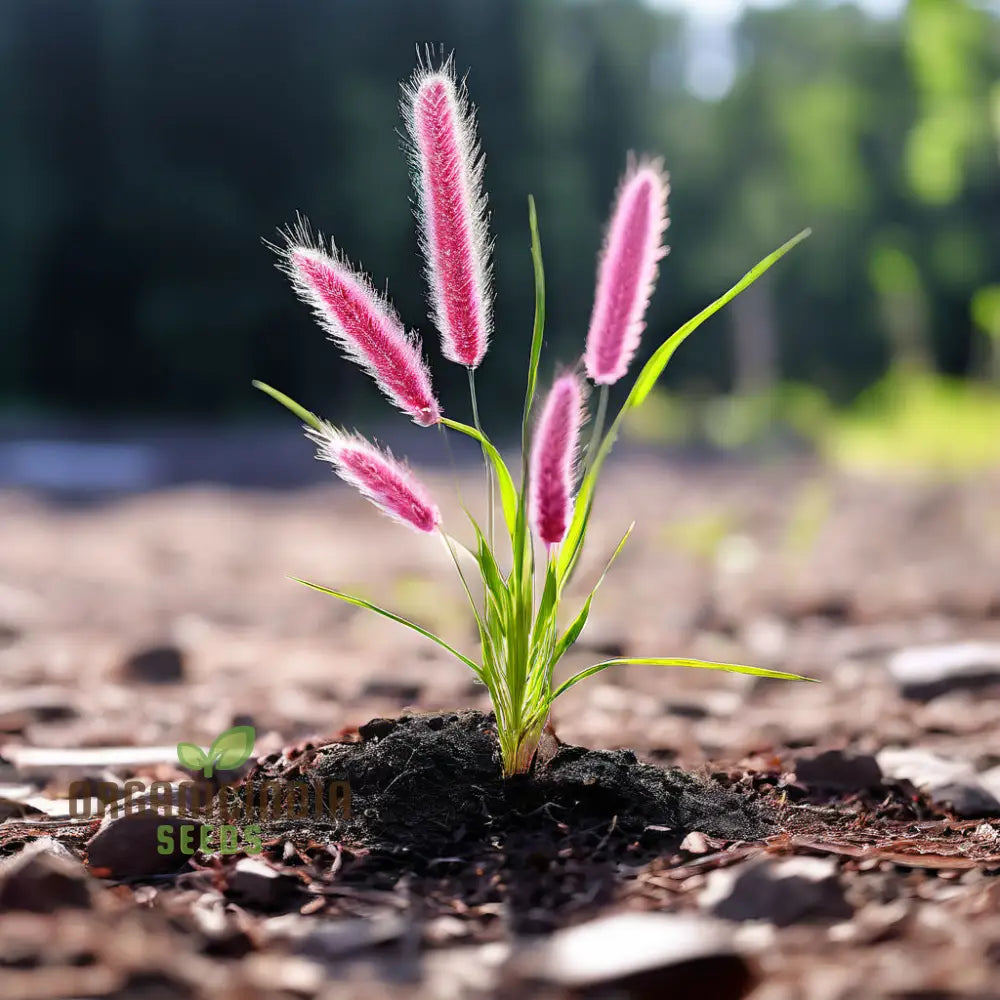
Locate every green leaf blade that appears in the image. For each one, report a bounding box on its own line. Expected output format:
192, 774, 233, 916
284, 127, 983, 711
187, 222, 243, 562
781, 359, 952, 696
551, 656, 816, 701
521, 194, 547, 448
440, 417, 518, 537
470, 521, 511, 620
557, 230, 810, 586
556, 480, 596, 584
530, 558, 560, 652
293, 578, 483, 677
629, 229, 811, 408
553, 522, 634, 663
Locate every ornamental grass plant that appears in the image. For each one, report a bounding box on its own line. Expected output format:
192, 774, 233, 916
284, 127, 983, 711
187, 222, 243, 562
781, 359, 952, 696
255, 53, 812, 777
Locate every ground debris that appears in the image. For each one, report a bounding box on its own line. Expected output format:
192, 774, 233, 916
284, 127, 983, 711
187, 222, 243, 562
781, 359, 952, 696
120, 642, 187, 684
501, 912, 756, 999
227, 856, 304, 910
877, 747, 1000, 817
793, 749, 883, 792
6, 469, 1000, 997
86, 809, 202, 879
888, 641, 1000, 700
0, 836, 93, 912
701, 856, 852, 926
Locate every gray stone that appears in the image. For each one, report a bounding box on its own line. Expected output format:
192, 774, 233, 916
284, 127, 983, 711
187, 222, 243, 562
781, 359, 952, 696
264, 911, 409, 959
504, 912, 755, 998
0, 838, 93, 911
87, 810, 202, 879
701, 856, 853, 927
888, 641, 1000, 700
227, 857, 301, 909
121, 644, 186, 684
0, 686, 76, 733
360, 679, 423, 703
794, 749, 883, 791
877, 748, 1000, 817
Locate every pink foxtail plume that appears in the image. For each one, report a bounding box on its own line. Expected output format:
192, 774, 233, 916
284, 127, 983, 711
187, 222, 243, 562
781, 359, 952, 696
279, 226, 441, 427
309, 423, 441, 534
403, 55, 492, 369
530, 374, 586, 548
584, 156, 670, 385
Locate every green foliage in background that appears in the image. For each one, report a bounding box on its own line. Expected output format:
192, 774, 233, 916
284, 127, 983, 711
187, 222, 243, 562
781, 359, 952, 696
626, 370, 1000, 478
823, 369, 1000, 476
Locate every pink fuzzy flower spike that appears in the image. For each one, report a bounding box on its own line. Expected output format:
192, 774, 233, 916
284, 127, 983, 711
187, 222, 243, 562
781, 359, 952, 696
280, 227, 440, 427
309, 424, 441, 534
584, 156, 670, 385
530, 374, 586, 549
403, 57, 492, 369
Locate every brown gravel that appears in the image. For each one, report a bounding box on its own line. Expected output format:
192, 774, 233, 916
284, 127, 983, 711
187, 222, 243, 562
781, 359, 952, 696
3, 457, 1000, 998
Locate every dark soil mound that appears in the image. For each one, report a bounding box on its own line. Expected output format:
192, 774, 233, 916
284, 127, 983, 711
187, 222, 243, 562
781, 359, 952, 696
254, 710, 770, 849
243, 711, 772, 932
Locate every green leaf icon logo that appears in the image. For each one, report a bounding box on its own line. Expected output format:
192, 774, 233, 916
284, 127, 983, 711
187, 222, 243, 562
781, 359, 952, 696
209, 725, 256, 773
176, 742, 209, 772
176, 725, 255, 778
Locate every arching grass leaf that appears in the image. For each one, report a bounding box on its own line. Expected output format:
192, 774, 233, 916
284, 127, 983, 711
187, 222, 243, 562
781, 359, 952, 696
440, 417, 518, 537
292, 578, 483, 677
551, 656, 816, 701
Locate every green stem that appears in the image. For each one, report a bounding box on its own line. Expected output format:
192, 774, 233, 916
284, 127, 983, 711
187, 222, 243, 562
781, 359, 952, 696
437, 420, 466, 511
437, 527, 511, 724
468, 367, 495, 550
437, 527, 483, 636
584, 384, 609, 479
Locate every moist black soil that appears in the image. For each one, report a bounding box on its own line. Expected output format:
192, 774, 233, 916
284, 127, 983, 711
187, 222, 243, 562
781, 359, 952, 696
250, 712, 774, 852
242, 711, 771, 932
254, 710, 771, 850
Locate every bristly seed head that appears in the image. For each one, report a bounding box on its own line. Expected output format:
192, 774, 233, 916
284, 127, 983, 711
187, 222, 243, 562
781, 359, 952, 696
308, 423, 441, 534
402, 53, 492, 370
584, 156, 670, 386
530, 373, 586, 548
276, 221, 441, 427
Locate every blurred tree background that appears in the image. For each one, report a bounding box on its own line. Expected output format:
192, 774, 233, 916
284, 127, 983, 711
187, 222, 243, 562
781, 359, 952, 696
0, 0, 997, 433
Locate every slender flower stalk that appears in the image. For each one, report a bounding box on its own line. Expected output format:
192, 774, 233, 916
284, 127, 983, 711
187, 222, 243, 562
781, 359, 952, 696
530, 374, 586, 549
583, 383, 609, 479
467, 366, 495, 546
280, 232, 440, 427
403, 58, 492, 369
584, 157, 670, 386
309, 423, 441, 533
